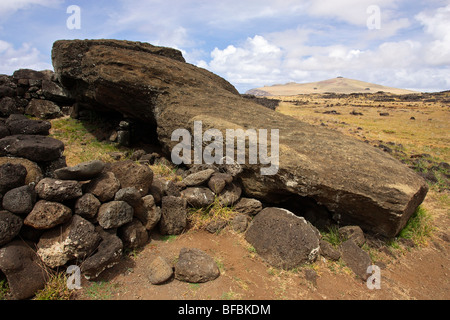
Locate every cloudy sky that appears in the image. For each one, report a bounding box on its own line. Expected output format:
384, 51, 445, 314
0, 0, 449, 93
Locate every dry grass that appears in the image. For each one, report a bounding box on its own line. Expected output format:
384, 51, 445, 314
34, 271, 74, 300
187, 197, 238, 231
276, 94, 450, 164
253, 77, 418, 95
50, 116, 131, 166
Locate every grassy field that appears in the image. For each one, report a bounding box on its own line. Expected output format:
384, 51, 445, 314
276, 93, 450, 163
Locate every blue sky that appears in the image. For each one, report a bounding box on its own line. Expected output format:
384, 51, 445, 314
1, 0, 449, 93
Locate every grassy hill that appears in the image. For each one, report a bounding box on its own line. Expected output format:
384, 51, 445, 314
247, 77, 419, 96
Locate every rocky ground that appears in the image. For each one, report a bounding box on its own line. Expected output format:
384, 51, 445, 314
1, 41, 448, 301
1, 100, 448, 301
68, 92, 449, 301
67, 190, 449, 301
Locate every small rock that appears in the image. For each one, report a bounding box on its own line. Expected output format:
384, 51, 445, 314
0, 157, 43, 185
0, 240, 49, 300
24, 200, 72, 230
97, 201, 134, 230
232, 214, 249, 233
216, 159, 243, 177
175, 248, 220, 283
84, 171, 121, 202
37, 215, 101, 268
418, 171, 438, 184
350, 110, 363, 116
340, 239, 372, 281
117, 130, 130, 146
148, 256, 173, 285
148, 178, 164, 204
134, 195, 161, 231
74, 193, 101, 220
207, 172, 232, 194
109, 131, 118, 142
181, 187, 215, 208
118, 219, 149, 249
108, 151, 122, 160
25, 99, 62, 119
0, 163, 27, 194
234, 198, 263, 216
205, 220, 228, 234
2, 185, 36, 215
0, 97, 18, 117
13, 69, 51, 82
182, 169, 215, 187
35, 178, 82, 202
159, 196, 187, 235
319, 239, 341, 261
218, 182, 242, 207
119, 121, 130, 130
81, 227, 123, 280
0, 211, 23, 246
140, 152, 160, 164
41, 79, 71, 103
338, 226, 366, 247
54, 160, 105, 180
130, 149, 146, 161
165, 180, 182, 197
114, 187, 142, 207
107, 160, 153, 196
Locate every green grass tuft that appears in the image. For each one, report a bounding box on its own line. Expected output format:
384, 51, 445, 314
321, 225, 342, 248
0, 279, 9, 300
398, 205, 434, 247
50, 117, 130, 165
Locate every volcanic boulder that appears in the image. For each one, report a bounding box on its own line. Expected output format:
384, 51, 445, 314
37, 215, 100, 268
52, 39, 428, 237
174, 248, 220, 283
0, 134, 64, 162
245, 207, 320, 269
0, 240, 49, 300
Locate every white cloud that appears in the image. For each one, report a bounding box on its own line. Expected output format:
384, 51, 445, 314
110, 0, 308, 49
306, 0, 411, 39
204, 24, 449, 93
0, 41, 52, 75
0, 0, 62, 17
207, 35, 283, 86
307, 0, 402, 25
416, 4, 450, 66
